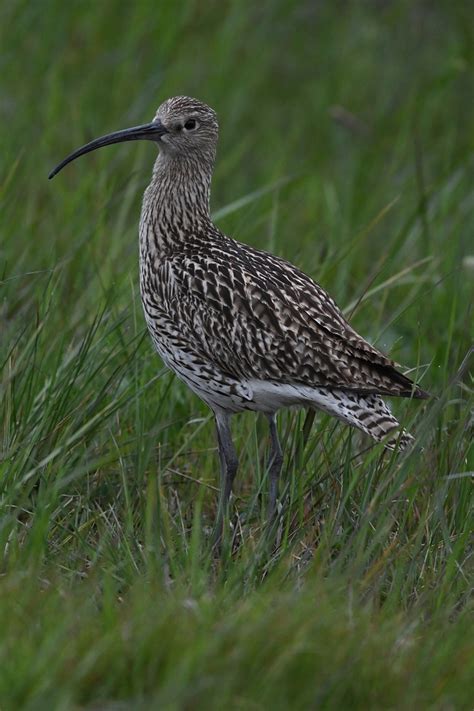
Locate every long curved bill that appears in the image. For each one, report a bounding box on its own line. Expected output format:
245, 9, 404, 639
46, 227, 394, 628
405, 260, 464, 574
48, 119, 168, 179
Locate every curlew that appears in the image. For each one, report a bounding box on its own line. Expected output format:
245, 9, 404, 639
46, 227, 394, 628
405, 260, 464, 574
49, 96, 429, 534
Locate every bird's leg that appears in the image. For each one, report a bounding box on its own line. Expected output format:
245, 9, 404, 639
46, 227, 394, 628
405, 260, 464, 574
212, 411, 239, 546
302, 408, 316, 450
267, 413, 283, 520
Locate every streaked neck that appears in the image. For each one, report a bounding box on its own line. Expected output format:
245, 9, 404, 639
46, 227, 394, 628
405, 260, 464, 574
140, 149, 215, 252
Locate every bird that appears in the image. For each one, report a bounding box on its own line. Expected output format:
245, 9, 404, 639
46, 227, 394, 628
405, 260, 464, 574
49, 95, 429, 536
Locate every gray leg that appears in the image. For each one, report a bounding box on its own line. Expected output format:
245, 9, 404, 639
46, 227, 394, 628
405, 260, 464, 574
213, 410, 239, 544
267, 413, 283, 519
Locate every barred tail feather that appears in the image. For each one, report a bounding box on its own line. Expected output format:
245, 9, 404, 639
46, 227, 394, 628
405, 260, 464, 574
310, 389, 414, 451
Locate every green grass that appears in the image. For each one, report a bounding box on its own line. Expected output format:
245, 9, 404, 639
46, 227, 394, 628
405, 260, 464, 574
1, 0, 473, 708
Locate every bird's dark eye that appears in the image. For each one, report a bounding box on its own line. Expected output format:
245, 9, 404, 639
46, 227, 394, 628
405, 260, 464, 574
184, 119, 197, 130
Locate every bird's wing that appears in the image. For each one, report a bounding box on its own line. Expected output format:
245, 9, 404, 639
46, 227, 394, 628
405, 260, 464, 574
161, 237, 427, 398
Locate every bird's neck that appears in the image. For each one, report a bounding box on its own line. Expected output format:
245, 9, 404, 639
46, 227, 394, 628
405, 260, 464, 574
140, 150, 215, 254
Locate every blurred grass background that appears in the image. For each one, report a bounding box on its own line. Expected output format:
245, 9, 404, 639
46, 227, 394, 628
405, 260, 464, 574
1, 0, 473, 708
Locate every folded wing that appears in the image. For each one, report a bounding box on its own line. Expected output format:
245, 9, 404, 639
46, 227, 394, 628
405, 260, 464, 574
160, 236, 428, 400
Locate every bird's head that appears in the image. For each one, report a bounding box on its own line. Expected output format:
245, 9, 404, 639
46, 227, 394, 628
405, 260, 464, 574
49, 96, 219, 179
154, 96, 219, 159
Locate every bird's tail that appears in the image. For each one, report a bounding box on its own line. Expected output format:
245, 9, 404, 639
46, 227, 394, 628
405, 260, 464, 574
311, 388, 414, 450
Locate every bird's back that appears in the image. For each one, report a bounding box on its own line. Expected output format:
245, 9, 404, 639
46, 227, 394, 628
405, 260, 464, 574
140, 222, 428, 408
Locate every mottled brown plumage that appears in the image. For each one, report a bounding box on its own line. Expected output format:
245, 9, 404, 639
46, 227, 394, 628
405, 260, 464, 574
50, 95, 429, 532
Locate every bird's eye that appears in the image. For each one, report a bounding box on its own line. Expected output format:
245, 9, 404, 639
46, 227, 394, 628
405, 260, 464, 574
184, 119, 198, 131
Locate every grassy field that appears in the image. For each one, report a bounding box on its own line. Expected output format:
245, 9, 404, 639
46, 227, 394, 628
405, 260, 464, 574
1, 0, 473, 708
